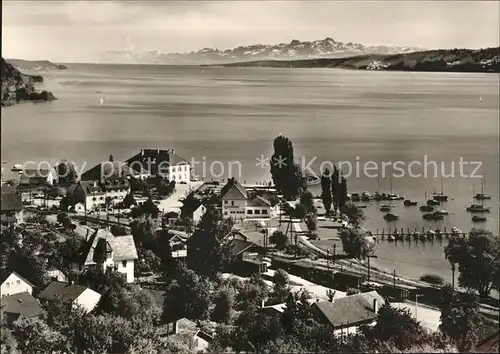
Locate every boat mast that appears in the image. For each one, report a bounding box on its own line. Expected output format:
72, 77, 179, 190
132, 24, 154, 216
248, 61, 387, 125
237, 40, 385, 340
377, 174, 380, 193
441, 176, 444, 196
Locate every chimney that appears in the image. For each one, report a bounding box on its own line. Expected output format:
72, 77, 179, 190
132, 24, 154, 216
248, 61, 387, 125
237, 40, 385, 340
157, 148, 159, 154
373, 298, 379, 314
261, 299, 265, 309
141, 149, 144, 156
93, 181, 97, 187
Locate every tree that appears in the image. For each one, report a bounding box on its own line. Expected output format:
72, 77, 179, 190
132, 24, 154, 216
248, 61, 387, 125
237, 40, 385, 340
212, 287, 235, 324
56, 159, 78, 184
270, 135, 305, 200
304, 213, 317, 236
271, 269, 290, 303
444, 229, 500, 297
342, 203, 366, 228
109, 154, 114, 162
13, 317, 68, 354
235, 274, 269, 312
331, 167, 348, 213
142, 197, 159, 218
162, 265, 212, 323
320, 168, 332, 214
269, 230, 288, 250
293, 204, 307, 219
339, 227, 370, 259
439, 285, 483, 351
366, 303, 426, 350
122, 193, 137, 208
299, 190, 316, 215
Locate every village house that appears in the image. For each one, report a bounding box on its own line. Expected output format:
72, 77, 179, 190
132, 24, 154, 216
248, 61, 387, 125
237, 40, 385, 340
38, 281, 101, 313
1, 271, 34, 297
220, 178, 272, 220
80, 160, 142, 182
310, 290, 385, 335
2, 292, 44, 326
0, 186, 24, 225
160, 318, 213, 352
192, 203, 206, 225
71, 180, 106, 211
100, 178, 131, 205
45, 268, 68, 282
19, 168, 55, 188
222, 238, 267, 276
125, 149, 191, 183
72, 229, 138, 283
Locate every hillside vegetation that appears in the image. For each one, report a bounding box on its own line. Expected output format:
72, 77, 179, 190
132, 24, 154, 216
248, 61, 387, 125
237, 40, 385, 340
219, 47, 500, 73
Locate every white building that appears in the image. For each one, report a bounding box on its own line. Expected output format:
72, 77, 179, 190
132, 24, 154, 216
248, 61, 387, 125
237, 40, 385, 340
1, 271, 34, 297
38, 281, 101, 313
192, 203, 206, 225
125, 149, 191, 183
72, 181, 106, 211
220, 178, 272, 220
72, 229, 138, 283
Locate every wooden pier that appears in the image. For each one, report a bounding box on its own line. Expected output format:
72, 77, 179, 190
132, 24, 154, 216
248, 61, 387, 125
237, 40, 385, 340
368, 226, 467, 241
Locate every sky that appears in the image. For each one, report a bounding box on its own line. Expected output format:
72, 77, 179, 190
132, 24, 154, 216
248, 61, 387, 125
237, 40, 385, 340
2, 0, 499, 62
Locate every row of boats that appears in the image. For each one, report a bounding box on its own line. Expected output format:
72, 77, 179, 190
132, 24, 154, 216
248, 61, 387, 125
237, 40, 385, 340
384, 227, 463, 242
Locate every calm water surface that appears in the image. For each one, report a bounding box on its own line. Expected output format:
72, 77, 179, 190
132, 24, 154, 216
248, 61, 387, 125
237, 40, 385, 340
2, 64, 498, 280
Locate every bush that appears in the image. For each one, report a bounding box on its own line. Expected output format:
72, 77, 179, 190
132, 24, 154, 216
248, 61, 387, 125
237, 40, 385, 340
420, 274, 445, 285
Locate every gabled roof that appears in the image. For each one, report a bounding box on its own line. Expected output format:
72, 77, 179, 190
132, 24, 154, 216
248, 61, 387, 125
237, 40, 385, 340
77, 181, 105, 195
126, 149, 190, 175
76, 229, 138, 266
220, 178, 247, 200
0, 188, 23, 211
224, 238, 265, 257
1, 271, 35, 287
2, 292, 43, 319
81, 161, 141, 182
38, 282, 89, 302
312, 291, 385, 328
247, 195, 271, 207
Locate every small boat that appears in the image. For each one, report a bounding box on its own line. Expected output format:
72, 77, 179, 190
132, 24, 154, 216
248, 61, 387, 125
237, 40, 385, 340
434, 209, 449, 216
427, 199, 440, 206
472, 215, 487, 222
412, 232, 419, 240
380, 204, 393, 212
427, 230, 436, 238
383, 213, 399, 221
403, 199, 417, 206
355, 204, 368, 209
361, 192, 372, 201
420, 205, 434, 212
451, 226, 462, 235
423, 213, 444, 220
387, 194, 400, 200
388, 235, 395, 242
466, 204, 491, 213
351, 193, 360, 202
374, 192, 383, 201
405, 233, 411, 240
306, 175, 321, 186
475, 193, 491, 200
419, 233, 426, 241
433, 194, 448, 202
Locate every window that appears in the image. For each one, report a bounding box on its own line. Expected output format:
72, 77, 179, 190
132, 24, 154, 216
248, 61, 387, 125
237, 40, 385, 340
224, 211, 228, 215
231, 201, 234, 206
16, 280, 20, 285
122, 260, 127, 268
172, 167, 176, 172
5, 282, 9, 288
247, 210, 253, 215
262, 209, 268, 215
255, 210, 261, 215
224, 200, 228, 205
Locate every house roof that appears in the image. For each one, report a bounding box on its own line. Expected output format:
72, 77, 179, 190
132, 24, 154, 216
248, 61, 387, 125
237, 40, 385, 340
101, 178, 129, 191
81, 161, 141, 182
176, 318, 198, 333
126, 149, 190, 175
78, 181, 105, 195
76, 229, 138, 266
312, 291, 385, 328
224, 238, 264, 257
1, 271, 35, 287
37, 281, 89, 302
2, 292, 44, 319
247, 195, 271, 207
0, 188, 23, 211
220, 178, 247, 200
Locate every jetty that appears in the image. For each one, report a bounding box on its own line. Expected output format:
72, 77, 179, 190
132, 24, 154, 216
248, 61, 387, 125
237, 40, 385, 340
368, 226, 467, 240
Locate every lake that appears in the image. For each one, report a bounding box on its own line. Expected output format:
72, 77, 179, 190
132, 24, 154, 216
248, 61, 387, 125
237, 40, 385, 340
1, 64, 498, 280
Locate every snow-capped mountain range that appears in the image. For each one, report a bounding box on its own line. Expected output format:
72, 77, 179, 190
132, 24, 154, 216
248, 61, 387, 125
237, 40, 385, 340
98, 37, 423, 64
